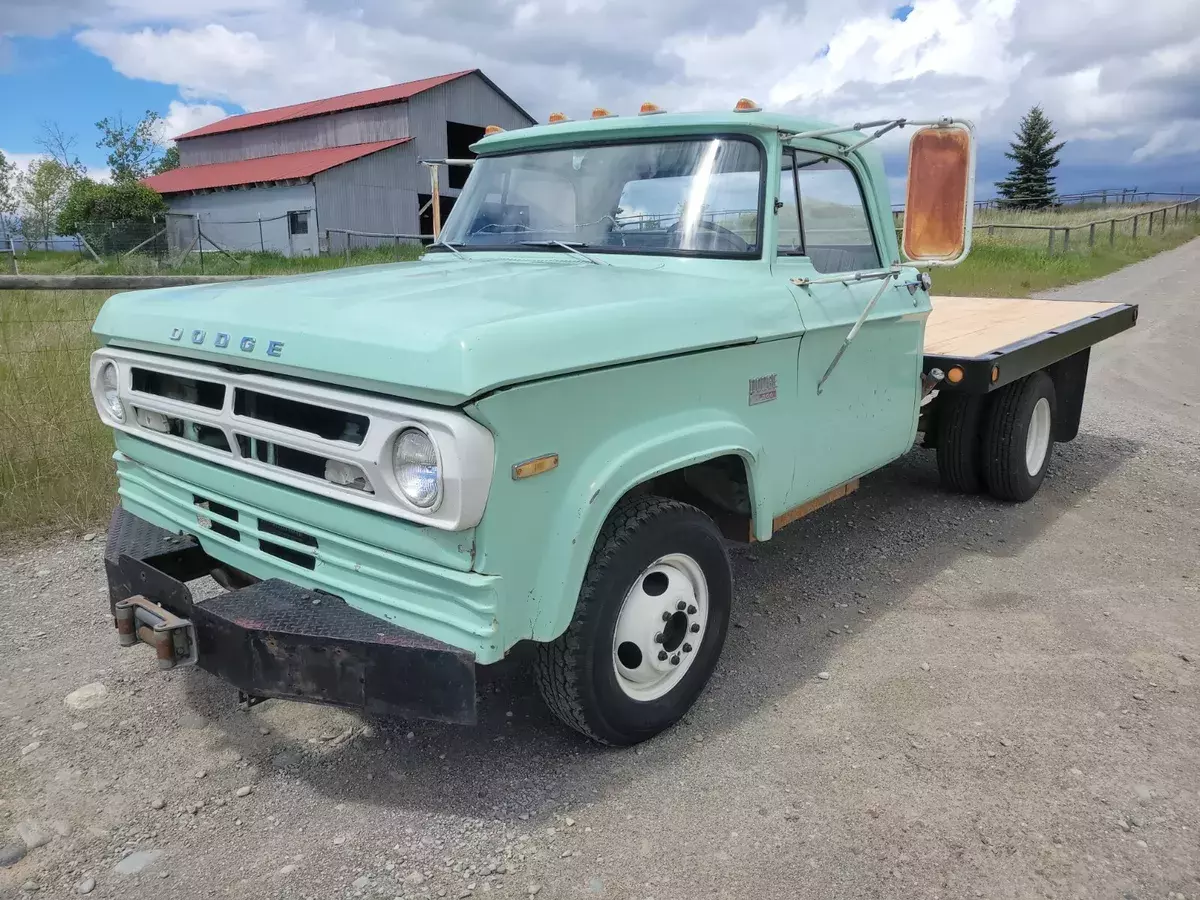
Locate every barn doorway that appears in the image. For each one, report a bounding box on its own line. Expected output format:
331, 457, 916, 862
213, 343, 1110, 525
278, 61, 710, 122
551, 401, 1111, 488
419, 193, 456, 240
445, 122, 485, 190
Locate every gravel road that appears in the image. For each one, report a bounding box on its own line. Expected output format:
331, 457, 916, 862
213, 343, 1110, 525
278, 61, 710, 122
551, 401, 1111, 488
3, 241, 1198, 900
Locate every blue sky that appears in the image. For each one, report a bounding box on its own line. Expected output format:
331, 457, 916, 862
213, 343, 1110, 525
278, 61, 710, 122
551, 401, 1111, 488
2, 0, 1198, 197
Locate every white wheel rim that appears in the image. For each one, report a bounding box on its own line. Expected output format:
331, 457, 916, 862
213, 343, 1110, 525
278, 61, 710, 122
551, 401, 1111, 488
1025, 397, 1052, 476
611, 553, 709, 702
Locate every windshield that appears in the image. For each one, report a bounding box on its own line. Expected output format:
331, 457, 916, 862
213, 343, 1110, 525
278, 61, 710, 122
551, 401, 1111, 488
439, 137, 763, 257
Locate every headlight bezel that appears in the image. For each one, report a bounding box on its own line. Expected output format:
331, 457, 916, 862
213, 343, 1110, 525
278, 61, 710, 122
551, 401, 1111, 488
390, 426, 444, 512
94, 359, 126, 423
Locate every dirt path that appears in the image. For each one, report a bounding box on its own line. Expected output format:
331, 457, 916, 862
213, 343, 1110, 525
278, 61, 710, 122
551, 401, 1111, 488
3, 242, 1199, 900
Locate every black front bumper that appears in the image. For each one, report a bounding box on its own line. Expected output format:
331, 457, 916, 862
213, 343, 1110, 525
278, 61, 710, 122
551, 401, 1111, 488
104, 507, 477, 724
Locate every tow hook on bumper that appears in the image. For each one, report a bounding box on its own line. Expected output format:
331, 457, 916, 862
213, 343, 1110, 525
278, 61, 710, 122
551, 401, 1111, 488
114, 595, 199, 669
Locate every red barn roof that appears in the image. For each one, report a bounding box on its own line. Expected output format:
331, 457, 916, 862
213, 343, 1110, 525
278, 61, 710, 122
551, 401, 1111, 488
142, 139, 410, 194
175, 70, 477, 140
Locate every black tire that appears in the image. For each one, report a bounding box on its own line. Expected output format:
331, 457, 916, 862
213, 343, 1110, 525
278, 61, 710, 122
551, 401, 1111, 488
982, 371, 1057, 502
534, 495, 732, 746
936, 393, 988, 493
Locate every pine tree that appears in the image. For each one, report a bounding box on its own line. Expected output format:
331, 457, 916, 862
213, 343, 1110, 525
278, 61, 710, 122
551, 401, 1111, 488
995, 106, 1066, 210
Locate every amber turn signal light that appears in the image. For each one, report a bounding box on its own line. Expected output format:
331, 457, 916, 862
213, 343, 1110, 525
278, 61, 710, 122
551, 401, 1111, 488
946, 366, 965, 384
513, 454, 559, 480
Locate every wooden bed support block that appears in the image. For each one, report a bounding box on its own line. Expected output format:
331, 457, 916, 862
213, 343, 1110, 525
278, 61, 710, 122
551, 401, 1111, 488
751, 478, 860, 543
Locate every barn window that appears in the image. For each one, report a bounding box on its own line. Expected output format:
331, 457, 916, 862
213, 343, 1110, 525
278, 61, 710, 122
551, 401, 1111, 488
288, 210, 309, 235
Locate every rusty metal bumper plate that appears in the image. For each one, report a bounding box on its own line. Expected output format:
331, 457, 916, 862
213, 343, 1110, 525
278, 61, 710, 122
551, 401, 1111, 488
103, 506, 478, 724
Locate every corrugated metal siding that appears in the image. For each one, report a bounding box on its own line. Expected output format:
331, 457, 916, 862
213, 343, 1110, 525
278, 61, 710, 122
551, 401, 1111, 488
178, 105, 410, 166
405, 72, 536, 176
313, 143, 421, 238
164, 184, 319, 257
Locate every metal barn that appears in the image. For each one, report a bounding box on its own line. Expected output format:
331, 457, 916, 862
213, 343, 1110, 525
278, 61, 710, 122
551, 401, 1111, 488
143, 70, 535, 256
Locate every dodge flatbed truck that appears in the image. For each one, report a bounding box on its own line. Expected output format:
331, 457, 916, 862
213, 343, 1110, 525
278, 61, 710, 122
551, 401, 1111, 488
91, 103, 1136, 745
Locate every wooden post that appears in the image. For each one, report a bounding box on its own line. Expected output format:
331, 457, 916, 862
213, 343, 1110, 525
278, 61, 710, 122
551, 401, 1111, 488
988, 225, 994, 236
1148, 211, 1153, 236
344, 232, 350, 263
77, 233, 102, 263
1132, 215, 1139, 239
1088, 222, 1095, 247
1109, 219, 1116, 246
1047, 228, 1054, 253
430, 165, 442, 240
1063, 227, 1070, 252
258, 217, 265, 253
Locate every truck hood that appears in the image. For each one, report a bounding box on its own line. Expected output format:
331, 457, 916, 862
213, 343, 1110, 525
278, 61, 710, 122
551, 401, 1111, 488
93, 255, 793, 405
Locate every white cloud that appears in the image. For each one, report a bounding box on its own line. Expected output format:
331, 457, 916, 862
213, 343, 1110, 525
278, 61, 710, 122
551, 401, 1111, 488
7, 0, 1200, 175
156, 100, 230, 141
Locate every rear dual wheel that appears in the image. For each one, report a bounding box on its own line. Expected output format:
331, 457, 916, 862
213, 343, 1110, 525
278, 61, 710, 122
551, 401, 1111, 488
936, 371, 1057, 502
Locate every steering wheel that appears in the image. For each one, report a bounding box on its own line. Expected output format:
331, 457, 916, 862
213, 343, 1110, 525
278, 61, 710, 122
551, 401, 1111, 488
667, 219, 750, 252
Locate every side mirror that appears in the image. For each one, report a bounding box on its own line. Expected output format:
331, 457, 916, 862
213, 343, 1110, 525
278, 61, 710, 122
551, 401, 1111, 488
901, 121, 975, 265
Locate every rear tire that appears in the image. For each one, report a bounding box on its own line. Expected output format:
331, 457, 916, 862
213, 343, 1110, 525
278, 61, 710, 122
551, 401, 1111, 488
936, 393, 988, 493
534, 495, 732, 746
982, 371, 1057, 502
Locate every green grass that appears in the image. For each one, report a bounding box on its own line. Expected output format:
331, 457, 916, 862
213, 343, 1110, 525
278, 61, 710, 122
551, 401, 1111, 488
14, 243, 424, 276
931, 218, 1200, 296
1, 289, 114, 536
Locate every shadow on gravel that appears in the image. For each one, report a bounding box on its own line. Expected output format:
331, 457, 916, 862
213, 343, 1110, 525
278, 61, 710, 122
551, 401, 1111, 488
180, 431, 1140, 821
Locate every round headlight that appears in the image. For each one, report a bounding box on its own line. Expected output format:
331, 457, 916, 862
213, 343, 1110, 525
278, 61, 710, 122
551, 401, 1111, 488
98, 361, 124, 422
392, 428, 440, 508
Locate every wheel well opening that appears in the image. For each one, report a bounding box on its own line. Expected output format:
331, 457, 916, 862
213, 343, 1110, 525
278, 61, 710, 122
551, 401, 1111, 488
621, 454, 752, 542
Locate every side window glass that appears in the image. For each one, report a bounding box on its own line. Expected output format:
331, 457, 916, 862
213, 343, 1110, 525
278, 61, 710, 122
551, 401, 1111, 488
794, 153, 881, 273
775, 153, 803, 256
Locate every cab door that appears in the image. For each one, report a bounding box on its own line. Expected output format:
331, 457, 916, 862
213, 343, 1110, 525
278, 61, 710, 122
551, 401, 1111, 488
772, 148, 928, 502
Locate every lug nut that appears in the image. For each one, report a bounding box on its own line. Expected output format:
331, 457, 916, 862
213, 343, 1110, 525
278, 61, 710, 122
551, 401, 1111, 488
682, 643, 692, 653
662, 612, 670, 622
654, 632, 663, 643
676, 601, 686, 611
690, 623, 700, 633
670, 655, 680, 666
687, 604, 697, 615
657, 650, 668, 661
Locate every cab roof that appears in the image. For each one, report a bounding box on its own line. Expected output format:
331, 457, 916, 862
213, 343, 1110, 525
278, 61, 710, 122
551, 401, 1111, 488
472, 109, 858, 154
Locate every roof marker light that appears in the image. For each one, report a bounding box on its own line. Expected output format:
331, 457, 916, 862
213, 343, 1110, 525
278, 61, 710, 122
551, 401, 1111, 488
483, 125, 505, 135
733, 98, 762, 112
548, 112, 571, 124
591, 107, 616, 119
638, 102, 665, 115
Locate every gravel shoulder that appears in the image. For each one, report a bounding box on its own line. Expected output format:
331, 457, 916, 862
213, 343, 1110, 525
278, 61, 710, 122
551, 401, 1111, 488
3, 240, 1199, 900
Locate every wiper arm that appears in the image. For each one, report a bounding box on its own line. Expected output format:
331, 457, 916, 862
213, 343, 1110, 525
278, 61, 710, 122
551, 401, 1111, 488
429, 240, 466, 261
519, 240, 607, 265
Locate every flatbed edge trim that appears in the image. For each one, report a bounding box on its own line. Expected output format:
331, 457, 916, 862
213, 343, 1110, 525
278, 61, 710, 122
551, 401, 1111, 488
923, 302, 1138, 393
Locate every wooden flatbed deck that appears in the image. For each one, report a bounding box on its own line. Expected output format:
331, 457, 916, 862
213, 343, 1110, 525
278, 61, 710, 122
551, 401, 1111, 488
925, 296, 1126, 358
922, 296, 1137, 393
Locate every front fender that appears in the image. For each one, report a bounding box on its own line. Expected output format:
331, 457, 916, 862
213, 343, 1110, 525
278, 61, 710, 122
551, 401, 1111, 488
530, 409, 766, 642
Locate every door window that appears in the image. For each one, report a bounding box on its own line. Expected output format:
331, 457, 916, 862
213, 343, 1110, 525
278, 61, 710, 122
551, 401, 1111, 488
776, 152, 804, 256
794, 153, 880, 273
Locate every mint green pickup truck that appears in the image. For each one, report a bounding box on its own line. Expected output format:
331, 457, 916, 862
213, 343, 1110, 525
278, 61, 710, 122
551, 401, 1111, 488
92, 104, 1136, 744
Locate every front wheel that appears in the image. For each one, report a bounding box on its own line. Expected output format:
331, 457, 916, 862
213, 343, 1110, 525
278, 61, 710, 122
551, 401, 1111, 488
534, 496, 732, 745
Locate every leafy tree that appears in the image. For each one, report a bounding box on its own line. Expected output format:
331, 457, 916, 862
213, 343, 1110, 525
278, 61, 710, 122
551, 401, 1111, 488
995, 106, 1066, 210
16, 158, 75, 242
57, 178, 168, 252
152, 145, 181, 175
0, 150, 18, 235
97, 111, 170, 183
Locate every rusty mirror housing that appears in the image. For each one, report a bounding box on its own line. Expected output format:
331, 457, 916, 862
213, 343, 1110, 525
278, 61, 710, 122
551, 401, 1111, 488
902, 120, 975, 265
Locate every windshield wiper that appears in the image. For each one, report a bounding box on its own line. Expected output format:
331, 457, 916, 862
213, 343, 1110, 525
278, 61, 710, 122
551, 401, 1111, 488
429, 240, 466, 261
519, 240, 606, 265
